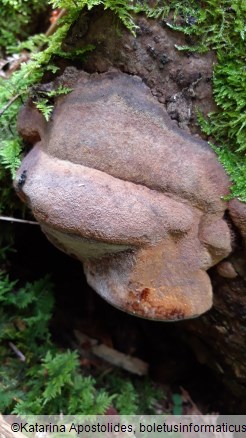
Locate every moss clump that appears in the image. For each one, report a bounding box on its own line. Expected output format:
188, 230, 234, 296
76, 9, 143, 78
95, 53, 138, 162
0, 0, 48, 52
0, 270, 113, 414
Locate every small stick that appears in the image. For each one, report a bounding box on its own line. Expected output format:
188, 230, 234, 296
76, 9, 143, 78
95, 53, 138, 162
0, 216, 39, 225
45, 8, 67, 38
9, 342, 26, 362
92, 344, 149, 376
0, 94, 21, 117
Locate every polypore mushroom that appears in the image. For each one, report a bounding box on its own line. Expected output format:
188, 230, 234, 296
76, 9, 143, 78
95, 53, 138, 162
14, 70, 232, 320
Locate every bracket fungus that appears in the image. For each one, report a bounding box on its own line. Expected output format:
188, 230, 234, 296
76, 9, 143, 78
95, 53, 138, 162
14, 70, 232, 321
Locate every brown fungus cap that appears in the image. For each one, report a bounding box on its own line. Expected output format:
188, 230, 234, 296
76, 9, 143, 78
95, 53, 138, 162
14, 70, 232, 321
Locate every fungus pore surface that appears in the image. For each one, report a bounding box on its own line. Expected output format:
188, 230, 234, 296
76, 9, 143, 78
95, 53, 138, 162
15, 70, 233, 321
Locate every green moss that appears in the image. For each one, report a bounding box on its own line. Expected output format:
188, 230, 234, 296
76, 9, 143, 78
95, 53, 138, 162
0, 270, 114, 414
0, 0, 48, 52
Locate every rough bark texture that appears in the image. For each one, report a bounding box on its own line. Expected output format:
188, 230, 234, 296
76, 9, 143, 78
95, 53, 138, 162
63, 7, 217, 135
17, 7, 246, 408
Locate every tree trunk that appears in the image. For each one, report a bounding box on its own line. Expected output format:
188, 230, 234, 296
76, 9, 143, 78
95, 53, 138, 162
62, 6, 246, 408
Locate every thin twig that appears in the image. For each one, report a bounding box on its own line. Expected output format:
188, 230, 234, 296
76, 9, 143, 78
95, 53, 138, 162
0, 94, 21, 117
9, 342, 26, 362
0, 216, 39, 225
45, 8, 67, 38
